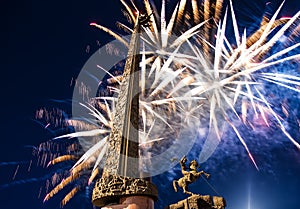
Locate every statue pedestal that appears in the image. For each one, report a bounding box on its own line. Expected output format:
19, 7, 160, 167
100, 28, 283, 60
165, 194, 226, 209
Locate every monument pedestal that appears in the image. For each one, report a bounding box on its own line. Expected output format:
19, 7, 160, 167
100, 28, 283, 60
165, 194, 226, 209
92, 174, 158, 209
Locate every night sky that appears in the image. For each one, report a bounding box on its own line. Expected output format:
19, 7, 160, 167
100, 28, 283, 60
0, 0, 300, 209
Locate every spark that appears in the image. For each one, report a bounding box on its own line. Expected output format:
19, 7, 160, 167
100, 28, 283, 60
12, 165, 19, 180
0, 161, 29, 166
28, 160, 32, 172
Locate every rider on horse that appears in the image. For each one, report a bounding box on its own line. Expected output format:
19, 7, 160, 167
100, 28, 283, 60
173, 156, 210, 195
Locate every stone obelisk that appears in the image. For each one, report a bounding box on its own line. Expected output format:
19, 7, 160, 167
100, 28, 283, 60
92, 14, 158, 209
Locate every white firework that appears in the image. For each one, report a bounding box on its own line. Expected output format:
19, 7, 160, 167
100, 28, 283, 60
42, 0, 300, 205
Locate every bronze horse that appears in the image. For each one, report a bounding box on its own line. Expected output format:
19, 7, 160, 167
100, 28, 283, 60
173, 156, 210, 195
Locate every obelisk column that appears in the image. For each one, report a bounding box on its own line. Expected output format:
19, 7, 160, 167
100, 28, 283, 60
92, 14, 158, 209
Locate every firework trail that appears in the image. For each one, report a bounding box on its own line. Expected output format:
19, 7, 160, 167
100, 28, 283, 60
32, 0, 300, 206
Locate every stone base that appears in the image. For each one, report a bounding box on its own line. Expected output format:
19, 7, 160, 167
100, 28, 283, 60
92, 174, 158, 207
165, 194, 226, 209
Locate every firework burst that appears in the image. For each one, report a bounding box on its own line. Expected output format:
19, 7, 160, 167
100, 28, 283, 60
37, 0, 300, 206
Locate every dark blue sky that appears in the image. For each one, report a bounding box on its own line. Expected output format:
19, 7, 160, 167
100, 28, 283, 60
0, 0, 300, 209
